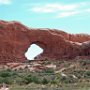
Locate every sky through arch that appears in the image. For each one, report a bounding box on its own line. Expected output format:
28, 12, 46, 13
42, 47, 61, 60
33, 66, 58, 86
25, 44, 43, 60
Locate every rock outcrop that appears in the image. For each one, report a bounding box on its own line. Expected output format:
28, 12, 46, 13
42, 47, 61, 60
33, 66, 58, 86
0, 20, 90, 63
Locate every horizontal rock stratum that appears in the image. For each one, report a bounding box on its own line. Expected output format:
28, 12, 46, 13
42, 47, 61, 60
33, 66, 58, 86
0, 20, 90, 63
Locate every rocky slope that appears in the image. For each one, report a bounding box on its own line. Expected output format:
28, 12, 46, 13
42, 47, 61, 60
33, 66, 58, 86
0, 20, 90, 63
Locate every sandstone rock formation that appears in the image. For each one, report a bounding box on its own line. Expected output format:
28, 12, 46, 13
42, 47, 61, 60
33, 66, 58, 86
0, 20, 90, 63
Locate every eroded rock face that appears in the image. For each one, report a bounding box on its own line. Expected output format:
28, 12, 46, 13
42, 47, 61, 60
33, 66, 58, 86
0, 20, 90, 63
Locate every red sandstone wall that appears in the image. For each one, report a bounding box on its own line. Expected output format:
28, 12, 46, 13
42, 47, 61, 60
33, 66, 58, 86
0, 20, 90, 63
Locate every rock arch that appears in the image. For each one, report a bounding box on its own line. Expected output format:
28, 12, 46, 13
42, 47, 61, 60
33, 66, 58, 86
0, 20, 90, 63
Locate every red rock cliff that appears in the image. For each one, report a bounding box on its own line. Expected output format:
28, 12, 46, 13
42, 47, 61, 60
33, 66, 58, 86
0, 20, 90, 63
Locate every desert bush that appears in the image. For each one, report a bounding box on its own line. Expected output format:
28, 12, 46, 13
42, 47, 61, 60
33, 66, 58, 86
24, 74, 40, 84
73, 70, 85, 79
79, 60, 90, 66
42, 68, 54, 74
14, 77, 26, 85
42, 78, 49, 84
0, 71, 11, 77
0, 77, 12, 84
84, 71, 90, 78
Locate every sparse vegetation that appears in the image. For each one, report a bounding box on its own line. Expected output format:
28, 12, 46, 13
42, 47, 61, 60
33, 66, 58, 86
0, 59, 90, 89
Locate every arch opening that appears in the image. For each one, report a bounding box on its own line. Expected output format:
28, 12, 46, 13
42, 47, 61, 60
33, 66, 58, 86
25, 44, 43, 60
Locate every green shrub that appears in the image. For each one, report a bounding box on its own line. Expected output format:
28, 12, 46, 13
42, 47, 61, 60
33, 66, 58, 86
24, 74, 40, 84
0, 71, 11, 77
42, 68, 54, 74
42, 78, 49, 84
15, 77, 27, 85
0, 77, 12, 84
84, 71, 90, 78
60, 76, 77, 84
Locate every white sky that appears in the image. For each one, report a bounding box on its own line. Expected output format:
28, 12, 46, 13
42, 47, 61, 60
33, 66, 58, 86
25, 44, 43, 60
